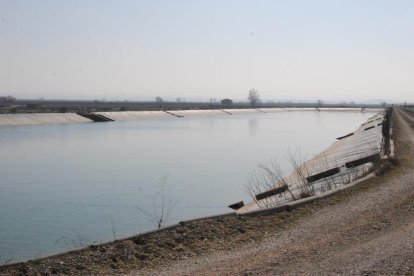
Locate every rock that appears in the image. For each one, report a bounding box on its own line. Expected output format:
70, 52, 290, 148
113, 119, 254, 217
238, 228, 246, 233
372, 225, 381, 231
174, 237, 185, 243
133, 236, 146, 245
76, 264, 86, 270
138, 254, 149, 261
174, 246, 185, 252
176, 228, 186, 234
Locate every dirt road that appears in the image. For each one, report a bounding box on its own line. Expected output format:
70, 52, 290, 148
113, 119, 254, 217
137, 109, 414, 275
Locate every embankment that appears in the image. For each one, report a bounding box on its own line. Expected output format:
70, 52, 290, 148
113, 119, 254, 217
0, 108, 383, 127
237, 109, 391, 214
0, 113, 92, 126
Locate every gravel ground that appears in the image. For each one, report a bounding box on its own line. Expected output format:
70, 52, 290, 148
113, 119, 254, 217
1, 108, 413, 276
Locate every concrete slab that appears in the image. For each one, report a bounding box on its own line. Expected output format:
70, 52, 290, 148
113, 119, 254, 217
0, 113, 92, 126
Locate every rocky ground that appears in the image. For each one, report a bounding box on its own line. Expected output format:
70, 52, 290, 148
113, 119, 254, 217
1, 108, 413, 276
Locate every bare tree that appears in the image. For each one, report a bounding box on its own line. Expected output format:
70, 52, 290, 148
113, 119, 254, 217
319, 154, 338, 192
109, 217, 117, 240
136, 175, 176, 229
287, 149, 313, 198
316, 99, 324, 107
248, 89, 260, 106
245, 159, 295, 209
155, 96, 163, 103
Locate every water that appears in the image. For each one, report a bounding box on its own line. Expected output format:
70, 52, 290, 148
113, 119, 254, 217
0, 111, 374, 262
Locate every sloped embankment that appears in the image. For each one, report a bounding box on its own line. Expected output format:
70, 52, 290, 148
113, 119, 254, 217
237, 109, 391, 214
0, 113, 92, 126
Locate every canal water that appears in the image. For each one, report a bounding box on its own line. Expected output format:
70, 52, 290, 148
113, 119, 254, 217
0, 110, 375, 262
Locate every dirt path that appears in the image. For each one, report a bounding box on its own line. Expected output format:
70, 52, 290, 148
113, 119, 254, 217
136, 108, 414, 275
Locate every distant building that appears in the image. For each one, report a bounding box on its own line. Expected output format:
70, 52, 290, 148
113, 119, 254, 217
221, 98, 233, 106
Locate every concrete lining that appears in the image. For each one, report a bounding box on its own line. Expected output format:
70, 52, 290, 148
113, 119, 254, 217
95, 111, 171, 121
257, 108, 286, 113
240, 170, 378, 217
222, 108, 260, 114
285, 196, 318, 211
238, 109, 387, 214
172, 109, 224, 117
0, 113, 92, 126
1, 108, 382, 126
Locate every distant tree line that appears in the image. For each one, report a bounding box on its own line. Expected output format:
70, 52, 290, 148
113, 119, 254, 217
0, 96, 16, 104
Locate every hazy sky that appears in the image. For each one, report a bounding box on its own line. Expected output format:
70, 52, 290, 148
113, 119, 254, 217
1, 0, 414, 102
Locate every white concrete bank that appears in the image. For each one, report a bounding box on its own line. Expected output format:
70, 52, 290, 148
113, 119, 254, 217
237, 109, 391, 214
0, 113, 92, 126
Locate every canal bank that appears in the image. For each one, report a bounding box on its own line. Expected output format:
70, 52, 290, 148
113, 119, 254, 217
0, 107, 383, 126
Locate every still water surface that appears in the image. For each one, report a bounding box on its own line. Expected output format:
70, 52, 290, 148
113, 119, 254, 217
0, 111, 374, 262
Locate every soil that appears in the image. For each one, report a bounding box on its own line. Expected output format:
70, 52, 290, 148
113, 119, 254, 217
1, 108, 413, 276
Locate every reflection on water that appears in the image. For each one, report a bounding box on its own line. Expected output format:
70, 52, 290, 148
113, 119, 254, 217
0, 111, 374, 262
248, 119, 258, 137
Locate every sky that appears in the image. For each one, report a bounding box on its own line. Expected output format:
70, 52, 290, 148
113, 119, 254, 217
1, 0, 414, 103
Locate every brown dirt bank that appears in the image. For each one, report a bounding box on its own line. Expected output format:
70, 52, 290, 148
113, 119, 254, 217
1, 108, 413, 276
